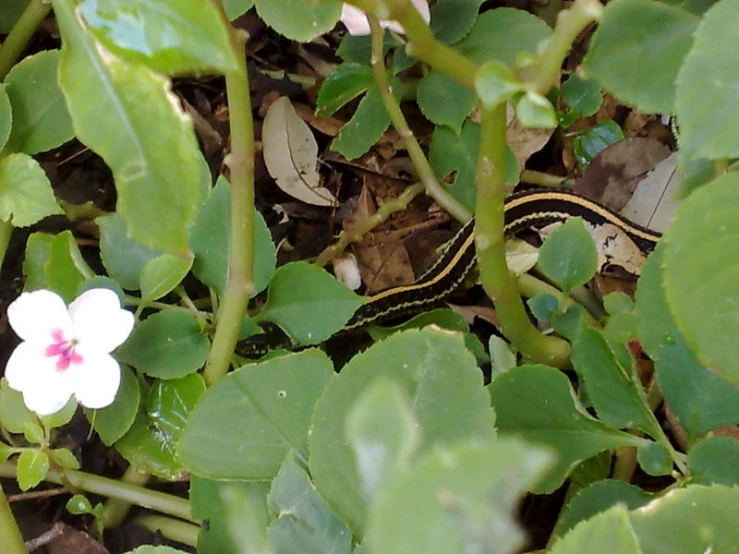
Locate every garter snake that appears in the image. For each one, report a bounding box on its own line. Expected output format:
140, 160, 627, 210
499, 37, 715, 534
237, 189, 661, 357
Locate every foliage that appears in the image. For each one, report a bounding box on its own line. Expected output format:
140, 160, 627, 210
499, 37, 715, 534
0, 0, 736, 553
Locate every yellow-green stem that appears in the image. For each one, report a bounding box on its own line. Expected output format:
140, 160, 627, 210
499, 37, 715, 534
0, 0, 51, 79
475, 104, 570, 367
0, 484, 27, 554
368, 17, 471, 222
132, 515, 200, 548
101, 465, 150, 529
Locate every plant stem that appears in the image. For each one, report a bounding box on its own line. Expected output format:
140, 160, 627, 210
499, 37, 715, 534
0, 484, 27, 554
0, 462, 194, 523
368, 17, 471, 223
0, 0, 51, 79
132, 515, 200, 547
0, 219, 13, 274
101, 465, 151, 528
203, 31, 255, 386
475, 103, 570, 368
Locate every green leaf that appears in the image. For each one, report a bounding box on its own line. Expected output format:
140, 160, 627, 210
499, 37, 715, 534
98, 212, 163, 291
85, 365, 140, 445
126, 546, 191, 554
78, 0, 240, 76
310, 329, 495, 535
663, 173, 739, 386
0, 442, 14, 465
139, 254, 193, 303
114, 411, 186, 480
366, 439, 553, 554
23, 422, 44, 444
346, 379, 421, 502
636, 244, 739, 442
430, 0, 484, 43
538, 217, 598, 292
191, 477, 271, 554
515, 90, 557, 128
572, 120, 624, 166
189, 176, 276, 297
0, 379, 35, 434
178, 349, 334, 480
584, 0, 698, 113
66, 494, 94, 515
4, 49, 74, 154
16, 449, 49, 491
636, 442, 673, 476
267, 452, 352, 554
603, 292, 634, 315
457, 8, 551, 66
676, 0, 739, 160
258, 262, 363, 345
572, 325, 661, 437
417, 71, 476, 133
488, 365, 645, 494
50, 448, 81, 470
22, 231, 85, 303
687, 436, 739, 486
367, 307, 468, 341
223, 0, 255, 20
488, 335, 517, 377
331, 86, 393, 160
556, 480, 653, 538
0, 85, 12, 150
254, 0, 341, 42
53, 0, 203, 255
0, 153, 63, 226
316, 63, 375, 116
146, 374, 206, 439
116, 310, 210, 379
474, 60, 524, 108
39, 397, 77, 429
560, 74, 602, 118
552, 504, 640, 554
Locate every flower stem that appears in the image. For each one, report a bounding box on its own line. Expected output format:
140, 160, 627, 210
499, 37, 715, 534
368, 16, 471, 223
0, 219, 13, 274
204, 29, 255, 386
0, 462, 194, 524
0, 483, 27, 554
475, 103, 570, 368
0, 0, 51, 79
100, 465, 151, 529
132, 515, 200, 547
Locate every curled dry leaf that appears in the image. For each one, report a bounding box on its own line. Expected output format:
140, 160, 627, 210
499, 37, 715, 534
262, 96, 337, 207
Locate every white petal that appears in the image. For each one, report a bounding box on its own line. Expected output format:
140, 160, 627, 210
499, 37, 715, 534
69, 289, 134, 353
410, 0, 431, 24
7, 290, 72, 345
341, 4, 371, 36
23, 385, 75, 416
5, 341, 62, 393
69, 348, 122, 410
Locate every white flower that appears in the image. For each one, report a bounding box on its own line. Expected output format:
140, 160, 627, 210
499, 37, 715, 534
5, 288, 134, 416
341, 0, 430, 36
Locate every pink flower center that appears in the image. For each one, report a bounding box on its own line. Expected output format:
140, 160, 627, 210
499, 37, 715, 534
45, 328, 83, 372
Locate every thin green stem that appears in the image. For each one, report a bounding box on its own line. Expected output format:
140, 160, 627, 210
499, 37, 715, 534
0, 484, 27, 554
0, 462, 194, 523
0, 219, 13, 274
518, 273, 599, 327
475, 103, 570, 368
523, 0, 604, 94
101, 465, 151, 529
0, 0, 51, 79
368, 17, 471, 222
204, 31, 255, 386
132, 515, 200, 547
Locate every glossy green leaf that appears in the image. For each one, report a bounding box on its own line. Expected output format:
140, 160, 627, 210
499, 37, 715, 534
191, 477, 270, 554
584, 0, 697, 113
687, 436, 739, 486
190, 176, 276, 297
346, 379, 421, 502
178, 349, 334, 480
85, 365, 140, 445
146, 373, 206, 439
79, 0, 240, 76
4, 50, 74, 154
23, 422, 44, 444
224, 0, 255, 20
572, 120, 624, 166
310, 329, 495, 535
0, 153, 62, 227
331, 86, 394, 161
676, 0, 739, 160
114, 411, 185, 481
258, 262, 362, 345
430, 0, 484, 43
538, 218, 598, 292
316, 63, 374, 116
268, 452, 352, 554
417, 71, 476, 133
561, 74, 602, 118
50, 448, 81, 470
489, 365, 645, 494
116, 310, 210, 379
53, 0, 203, 255
663, 174, 739, 385
636, 245, 739, 442
0, 85, 11, 150
16, 449, 49, 491
254, 0, 341, 42
66, 494, 94, 515
127, 547, 190, 554
366, 439, 553, 554
22, 231, 85, 303
139, 254, 193, 303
